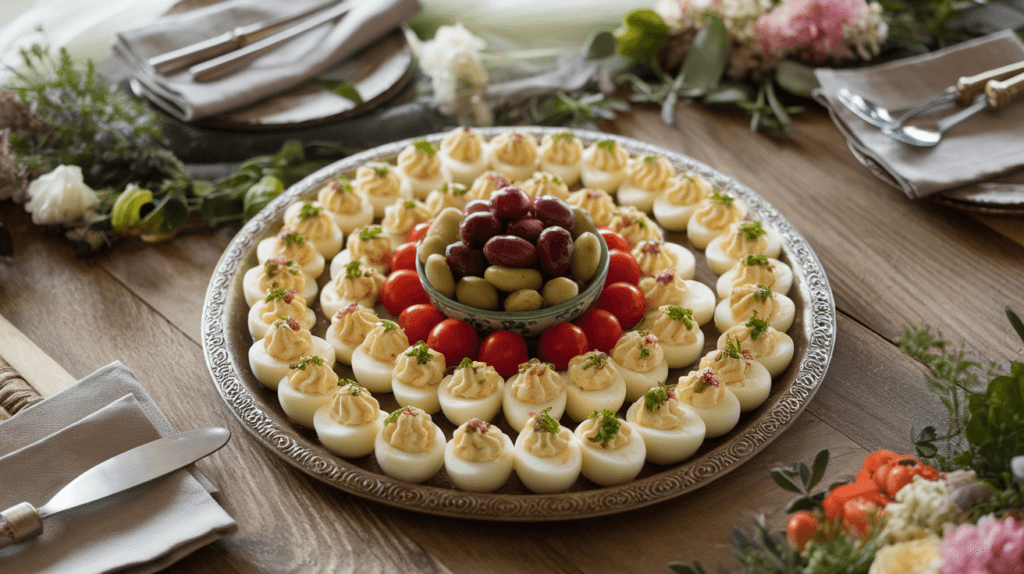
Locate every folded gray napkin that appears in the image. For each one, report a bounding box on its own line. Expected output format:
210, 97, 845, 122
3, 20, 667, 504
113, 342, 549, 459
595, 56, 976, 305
813, 30, 1024, 199
0, 362, 236, 574
113, 0, 420, 121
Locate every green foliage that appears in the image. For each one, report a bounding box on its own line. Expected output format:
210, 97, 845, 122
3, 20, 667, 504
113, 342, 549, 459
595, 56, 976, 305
311, 79, 363, 104
494, 90, 629, 127
616, 10, 670, 59
770, 450, 830, 513
243, 176, 285, 220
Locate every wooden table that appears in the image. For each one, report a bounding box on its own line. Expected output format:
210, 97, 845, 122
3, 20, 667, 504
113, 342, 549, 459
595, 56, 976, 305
2, 104, 1022, 573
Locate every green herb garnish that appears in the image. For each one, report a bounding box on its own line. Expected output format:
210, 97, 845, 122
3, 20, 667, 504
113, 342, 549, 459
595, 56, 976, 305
745, 311, 770, 341
753, 284, 772, 302
345, 260, 362, 279
552, 176, 563, 185
405, 341, 434, 365
739, 221, 766, 241
644, 155, 658, 163
719, 337, 743, 360
644, 386, 670, 412
450, 184, 468, 196
552, 132, 574, 141
333, 175, 353, 191
519, 357, 555, 374
373, 166, 390, 177
381, 320, 398, 333
385, 409, 403, 424
743, 254, 770, 266
640, 346, 650, 360
281, 230, 305, 245
711, 189, 733, 207
587, 409, 622, 446
403, 200, 416, 209
288, 355, 324, 371
533, 407, 561, 434
265, 288, 288, 302
298, 202, 322, 219
694, 368, 720, 393
338, 379, 363, 396
413, 140, 437, 156
582, 351, 609, 370
273, 316, 290, 329
596, 140, 617, 152
358, 226, 383, 240
665, 306, 694, 329
459, 357, 475, 370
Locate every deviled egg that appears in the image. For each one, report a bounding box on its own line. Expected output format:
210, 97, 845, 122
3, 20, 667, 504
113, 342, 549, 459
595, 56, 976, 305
513, 408, 583, 494
314, 380, 386, 458
331, 225, 393, 277
686, 189, 748, 250
256, 228, 325, 279
320, 260, 386, 319
608, 206, 664, 248
717, 311, 795, 377
391, 341, 447, 414
714, 283, 795, 333
632, 240, 695, 279
282, 201, 343, 260
705, 220, 783, 275
617, 155, 676, 213
574, 409, 646, 486
247, 288, 316, 341
425, 182, 471, 216
674, 368, 741, 438
466, 171, 510, 202
324, 302, 380, 365
515, 171, 570, 201
381, 199, 432, 247
639, 305, 705, 369
580, 139, 629, 192
488, 130, 539, 181
564, 351, 627, 423
502, 358, 567, 433
652, 171, 714, 231
439, 127, 490, 185
316, 175, 374, 233
374, 406, 446, 483
350, 320, 409, 393
610, 330, 669, 402
625, 386, 706, 465
352, 161, 413, 218
438, 358, 505, 426
444, 419, 515, 493
397, 140, 450, 199
242, 257, 317, 307
639, 269, 716, 326
538, 132, 584, 186
716, 254, 793, 300
248, 316, 335, 390
278, 355, 338, 429
698, 341, 772, 412
566, 188, 618, 227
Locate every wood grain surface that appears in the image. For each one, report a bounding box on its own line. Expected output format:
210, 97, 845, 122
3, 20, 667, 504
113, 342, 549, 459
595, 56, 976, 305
1, 102, 1021, 573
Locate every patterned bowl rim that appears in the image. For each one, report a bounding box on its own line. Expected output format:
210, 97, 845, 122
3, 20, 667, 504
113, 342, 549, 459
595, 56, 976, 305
201, 126, 836, 521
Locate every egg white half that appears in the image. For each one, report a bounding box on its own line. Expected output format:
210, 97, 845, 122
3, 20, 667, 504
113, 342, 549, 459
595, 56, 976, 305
325, 201, 375, 235
444, 432, 514, 493
652, 193, 699, 232
713, 293, 795, 333
256, 238, 326, 279
278, 377, 337, 429
330, 248, 389, 279
392, 379, 442, 414
719, 360, 772, 412
314, 407, 386, 459
676, 389, 741, 439
442, 153, 491, 186
616, 185, 657, 213
242, 266, 318, 308
437, 375, 505, 426
400, 169, 450, 200
564, 372, 627, 423
489, 156, 537, 182
320, 282, 378, 320
539, 161, 581, 188
705, 227, 783, 275
247, 305, 316, 341
716, 259, 794, 300
502, 374, 568, 433
575, 421, 647, 486
716, 330, 795, 378
659, 329, 705, 370
350, 347, 397, 393
613, 360, 669, 403
247, 336, 335, 390
365, 180, 414, 219
325, 323, 359, 366
651, 280, 715, 327
625, 400, 707, 465
580, 165, 627, 193
374, 425, 446, 483
638, 243, 696, 280
513, 432, 583, 494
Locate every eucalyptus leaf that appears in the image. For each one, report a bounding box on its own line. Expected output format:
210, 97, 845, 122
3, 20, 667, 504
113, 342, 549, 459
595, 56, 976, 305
765, 81, 792, 130
677, 14, 728, 96
312, 79, 364, 105
703, 83, 753, 105
770, 469, 803, 493
615, 9, 669, 59
796, 461, 811, 488
243, 175, 285, 220
809, 449, 829, 488
775, 59, 820, 98
584, 30, 617, 60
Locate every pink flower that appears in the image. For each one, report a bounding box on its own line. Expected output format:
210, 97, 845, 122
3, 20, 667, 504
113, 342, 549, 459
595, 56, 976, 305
754, 0, 865, 60
941, 515, 1024, 574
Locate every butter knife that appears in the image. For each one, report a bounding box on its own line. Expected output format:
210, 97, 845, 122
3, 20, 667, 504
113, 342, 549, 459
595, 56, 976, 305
0, 427, 230, 548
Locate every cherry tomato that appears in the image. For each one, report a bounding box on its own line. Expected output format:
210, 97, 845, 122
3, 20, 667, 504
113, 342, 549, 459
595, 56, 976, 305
390, 242, 418, 271
786, 511, 818, 551
408, 222, 431, 243
574, 309, 622, 354
381, 269, 430, 314
595, 282, 646, 329
842, 497, 883, 539
605, 250, 641, 286
538, 322, 589, 371
478, 330, 529, 377
598, 228, 630, 252
398, 303, 446, 346
427, 318, 478, 367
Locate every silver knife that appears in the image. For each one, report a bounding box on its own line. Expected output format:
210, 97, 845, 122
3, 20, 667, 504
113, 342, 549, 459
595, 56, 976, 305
0, 427, 230, 548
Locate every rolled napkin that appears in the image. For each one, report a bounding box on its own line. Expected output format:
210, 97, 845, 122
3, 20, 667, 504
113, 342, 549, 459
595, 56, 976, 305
813, 30, 1024, 199
113, 0, 421, 121
0, 362, 236, 574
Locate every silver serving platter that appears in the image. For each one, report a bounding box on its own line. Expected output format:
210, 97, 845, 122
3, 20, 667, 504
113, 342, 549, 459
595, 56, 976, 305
201, 127, 836, 520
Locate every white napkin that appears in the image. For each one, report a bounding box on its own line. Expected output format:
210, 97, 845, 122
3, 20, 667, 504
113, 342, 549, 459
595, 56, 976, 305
0, 363, 236, 574
813, 30, 1024, 199
113, 0, 421, 121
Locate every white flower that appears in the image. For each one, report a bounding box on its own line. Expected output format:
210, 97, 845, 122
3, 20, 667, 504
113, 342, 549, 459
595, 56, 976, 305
24, 165, 99, 226
844, 1, 888, 60
418, 23, 488, 115
883, 475, 967, 544
867, 535, 941, 574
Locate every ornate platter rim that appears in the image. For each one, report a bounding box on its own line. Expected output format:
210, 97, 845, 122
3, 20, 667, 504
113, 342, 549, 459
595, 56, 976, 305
201, 126, 837, 521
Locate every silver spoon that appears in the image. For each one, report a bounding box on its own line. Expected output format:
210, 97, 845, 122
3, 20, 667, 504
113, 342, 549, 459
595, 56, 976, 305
882, 72, 1024, 147
837, 60, 1024, 129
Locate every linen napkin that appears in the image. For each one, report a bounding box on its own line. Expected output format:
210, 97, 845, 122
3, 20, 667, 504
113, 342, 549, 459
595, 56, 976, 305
112, 0, 421, 121
0, 362, 236, 574
813, 30, 1024, 199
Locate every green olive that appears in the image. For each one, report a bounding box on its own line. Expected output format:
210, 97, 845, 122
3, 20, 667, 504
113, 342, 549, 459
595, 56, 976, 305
570, 206, 598, 238
504, 289, 545, 312
427, 207, 464, 245
417, 235, 448, 265
541, 277, 579, 306
483, 265, 544, 292
456, 276, 499, 310
570, 232, 601, 282
424, 254, 455, 298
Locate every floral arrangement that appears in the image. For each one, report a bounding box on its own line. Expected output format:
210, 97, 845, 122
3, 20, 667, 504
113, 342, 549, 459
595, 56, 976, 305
670, 308, 1024, 573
